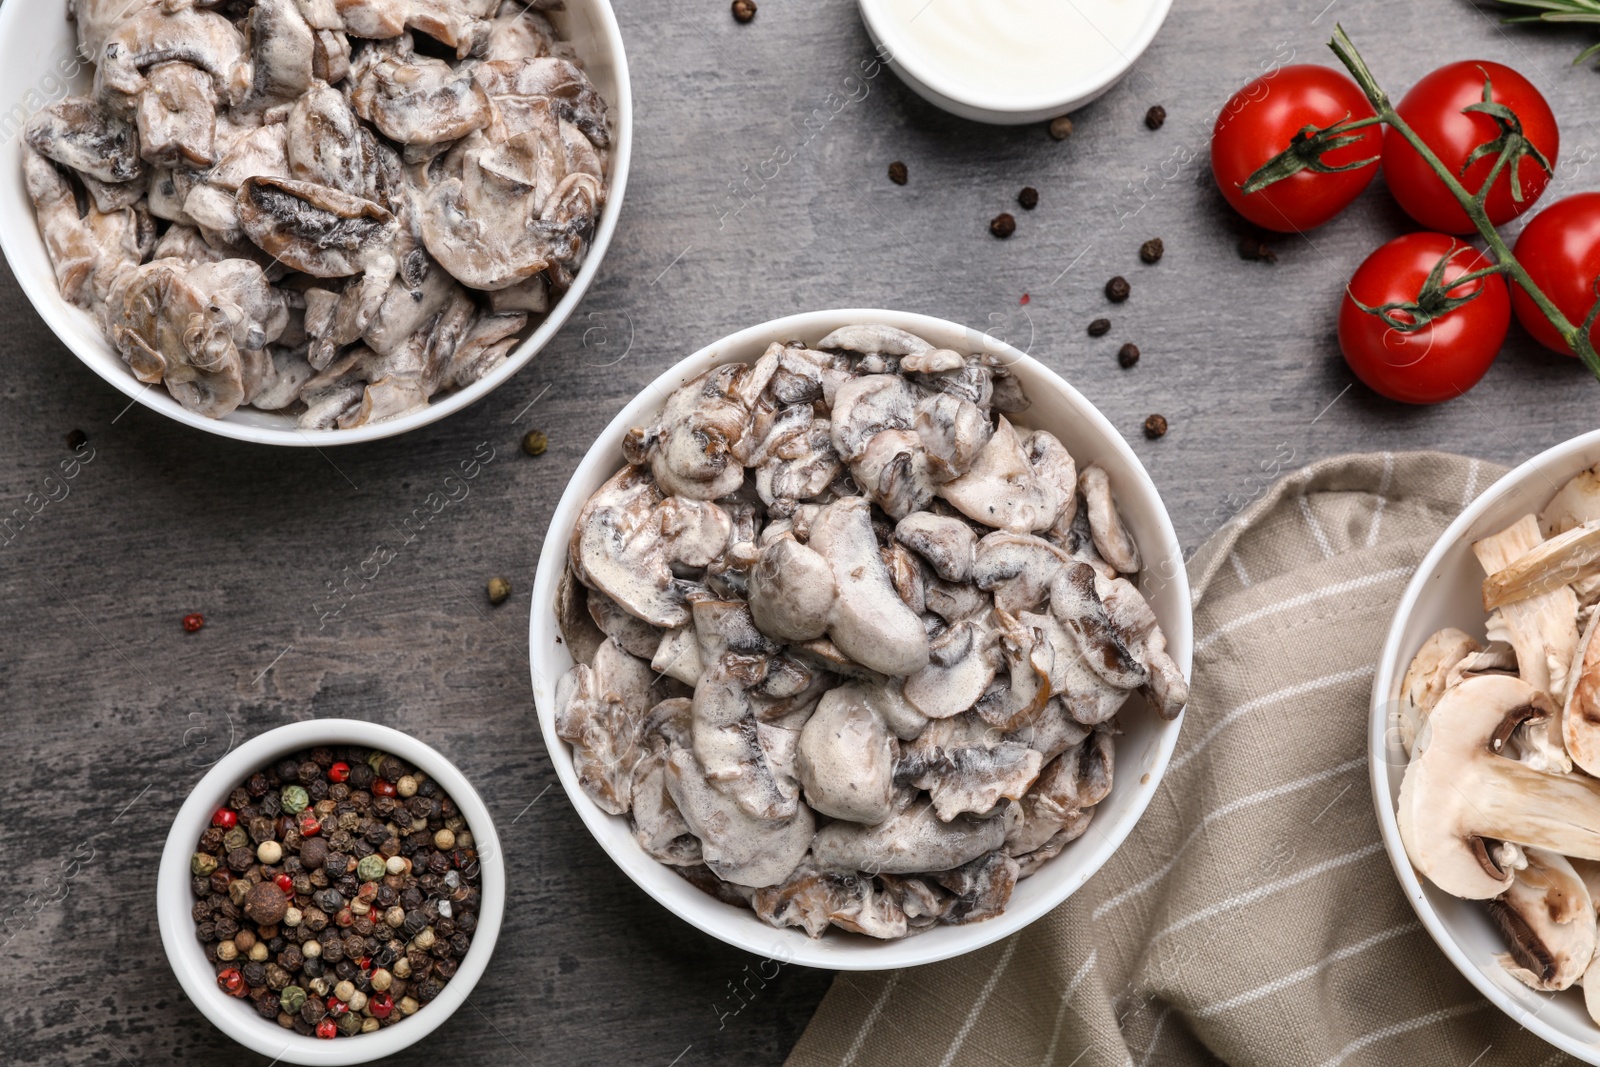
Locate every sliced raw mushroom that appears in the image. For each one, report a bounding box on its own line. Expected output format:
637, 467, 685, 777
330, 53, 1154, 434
1399, 628, 1484, 758
569, 466, 731, 628
25, 98, 145, 186
1488, 847, 1596, 991
895, 512, 977, 583
938, 416, 1060, 533
1564, 611, 1600, 777
807, 497, 930, 677
935, 850, 1020, 924
810, 794, 1008, 875
1078, 465, 1142, 575
795, 684, 896, 824
1397, 674, 1600, 899
664, 745, 813, 888
1474, 515, 1580, 772
897, 713, 1042, 821
1544, 466, 1600, 537
351, 35, 492, 146
1483, 521, 1600, 611
553, 637, 655, 815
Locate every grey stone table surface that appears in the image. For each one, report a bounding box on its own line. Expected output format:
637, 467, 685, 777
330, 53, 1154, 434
6, 0, 1600, 1063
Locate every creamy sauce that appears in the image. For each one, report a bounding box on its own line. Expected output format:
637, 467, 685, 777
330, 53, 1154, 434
872, 0, 1154, 102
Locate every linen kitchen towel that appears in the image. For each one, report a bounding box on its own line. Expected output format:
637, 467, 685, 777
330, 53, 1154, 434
785, 452, 1583, 1067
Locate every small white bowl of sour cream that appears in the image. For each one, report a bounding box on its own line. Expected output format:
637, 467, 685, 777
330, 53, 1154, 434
858, 0, 1173, 125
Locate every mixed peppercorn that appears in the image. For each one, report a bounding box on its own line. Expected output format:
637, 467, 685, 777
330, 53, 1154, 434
190, 747, 483, 1040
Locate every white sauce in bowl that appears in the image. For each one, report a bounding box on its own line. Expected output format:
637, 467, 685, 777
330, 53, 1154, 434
869, 0, 1154, 104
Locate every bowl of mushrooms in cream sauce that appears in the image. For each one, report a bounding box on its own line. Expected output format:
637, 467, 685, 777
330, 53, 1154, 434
0, 0, 630, 445
1374, 429, 1600, 1062
531, 310, 1192, 968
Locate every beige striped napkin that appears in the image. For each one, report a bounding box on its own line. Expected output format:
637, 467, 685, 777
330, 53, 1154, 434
784, 451, 1585, 1067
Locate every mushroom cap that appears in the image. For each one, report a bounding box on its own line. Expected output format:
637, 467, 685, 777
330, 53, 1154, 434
1489, 847, 1596, 991
1542, 464, 1600, 537
1399, 628, 1483, 757
938, 416, 1059, 533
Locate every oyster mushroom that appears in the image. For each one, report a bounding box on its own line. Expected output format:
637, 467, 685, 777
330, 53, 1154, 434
938, 416, 1060, 533
897, 713, 1042, 822
24, 98, 144, 186
795, 684, 896, 824
1396, 674, 1600, 899
810, 793, 1008, 875
1488, 847, 1596, 992
24, 148, 100, 308
1399, 628, 1484, 757
351, 35, 492, 146
552, 637, 655, 815
1474, 515, 1580, 772
895, 511, 977, 583
807, 497, 930, 677
1079, 465, 1142, 575
664, 745, 813, 888
569, 466, 732, 628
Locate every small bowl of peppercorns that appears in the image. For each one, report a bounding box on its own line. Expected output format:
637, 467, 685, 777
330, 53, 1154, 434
157, 720, 504, 1065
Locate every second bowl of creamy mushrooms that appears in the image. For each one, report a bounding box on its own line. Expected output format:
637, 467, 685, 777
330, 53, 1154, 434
0, 0, 631, 445
531, 310, 1192, 969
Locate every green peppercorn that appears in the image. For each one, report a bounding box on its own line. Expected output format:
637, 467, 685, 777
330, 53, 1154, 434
521, 429, 548, 456
280, 985, 307, 1013
281, 785, 309, 814
192, 852, 220, 877
357, 855, 387, 882
487, 577, 512, 605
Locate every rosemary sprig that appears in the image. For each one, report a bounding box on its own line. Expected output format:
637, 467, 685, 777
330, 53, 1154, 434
1497, 0, 1600, 64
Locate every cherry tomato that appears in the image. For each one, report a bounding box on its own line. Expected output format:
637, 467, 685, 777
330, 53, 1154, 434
1338, 233, 1509, 404
1212, 65, 1381, 232
1384, 61, 1558, 234
1511, 192, 1600, 355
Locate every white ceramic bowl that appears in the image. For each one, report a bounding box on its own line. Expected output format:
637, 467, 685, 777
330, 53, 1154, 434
157, 720, 505, 1065
530, 308, 1192, 969
857, 0, 1173, 125
1371, 430, 1600, 1062
0, 1, 632, 446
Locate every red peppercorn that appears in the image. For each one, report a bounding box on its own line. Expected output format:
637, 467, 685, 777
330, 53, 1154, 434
298, 811, 322, 837
373, 779, 397, 798
370, 992, 394, 1019
182, 613, 204, 633
217, 968, 248, 998
211, 808, 237, 829
336, 907, 355, 928
316, 1018, 338, 1039
328, 761, 350, 783
326, 996, 348, 1017
275, 873, 294, 893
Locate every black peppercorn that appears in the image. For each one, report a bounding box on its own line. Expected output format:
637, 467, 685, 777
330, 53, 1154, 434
1238, 235, 1278, 262
302, 956, 325, 979
888, 161, 907, 186
65, 428, 87, 450
989, 213, 1016, 238
254, 993, 280, 1020
349, 764, 374, 790
261, 792, 282, 817
1144, 414, 1168, 439
457, 911, 477, 934
731, 0, 756, 21
1105, 276, 1130, 303
1145, 105, 1166, 130
323, 938, 345, 964
1118, 343, 1141, 369
1139, 237, 1164, 264
1017, 187, 1038, 210
1087, 318, 1110, 337
242, 961, 269, 988
196, 921, 217, 943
